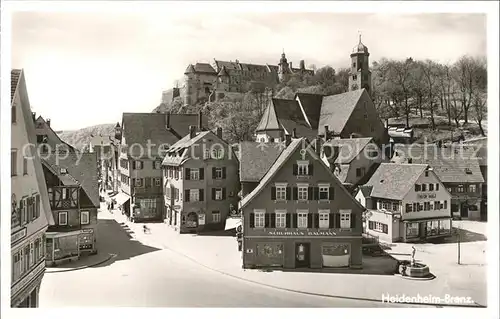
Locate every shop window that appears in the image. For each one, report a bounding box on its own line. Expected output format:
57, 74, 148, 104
319, 210, 330, 229
81, 211, 90, 224
297, 211, 308, 229
256, 243, 283, 259
254, 210, 265, 228
298, 186, 308, 201
275, 211, 286, 228
406, 222, 419, 238
439, 219, 451, 233
426, 220, 440, 236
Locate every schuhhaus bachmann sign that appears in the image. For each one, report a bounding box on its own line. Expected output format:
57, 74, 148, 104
267, 230, 338, 236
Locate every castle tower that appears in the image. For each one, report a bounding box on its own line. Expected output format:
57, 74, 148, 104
216, 66, 230, 92
278, 50, 291, 82
184, 64, 196, 105
349, 35, 371, 94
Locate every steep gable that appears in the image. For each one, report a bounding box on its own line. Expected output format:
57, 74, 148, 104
318, 90, 364, 134
239, 141, 283, 182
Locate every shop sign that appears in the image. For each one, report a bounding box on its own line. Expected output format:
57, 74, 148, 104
81, 228, 94, 234
11, 261, 45, 297
417, 193, 437, 199
11, 227, 27, 246
198, 214, 205, 225
267, 230, 337, 237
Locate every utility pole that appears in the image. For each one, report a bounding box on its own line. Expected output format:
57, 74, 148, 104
457, 222, 461, 265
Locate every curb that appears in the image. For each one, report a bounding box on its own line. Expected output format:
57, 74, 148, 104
46, 253, 116, 273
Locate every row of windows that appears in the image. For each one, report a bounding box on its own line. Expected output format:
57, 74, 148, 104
130, 160, 162, 170
180, 211, 221, 224
405, 201, 447, 213
165, 166, 228, 181
271, 184, 333, 201
415, 183, 440, 192
250, 209, 354, 229
368, 221, 388, 234
11, 149, 28, 177
12, 235, 45, 283
132, 177, 162, 187
448, 184, 478, 193
57, 211, 90, 226
12, 194, 41, 229
185, 188, 231, 202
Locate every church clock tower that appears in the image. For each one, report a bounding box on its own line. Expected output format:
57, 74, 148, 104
349, 35, 371, 94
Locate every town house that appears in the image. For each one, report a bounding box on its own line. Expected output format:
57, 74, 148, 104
356, 163, 452, 243
41, 152, 99, 265
11, 69, 54, 307
116, 112, 208, 221
391, 144, 485, 220
239, 137, 365, 269
162, 127, 240, 233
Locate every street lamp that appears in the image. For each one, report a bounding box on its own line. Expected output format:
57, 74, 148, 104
456, 221, 461, 265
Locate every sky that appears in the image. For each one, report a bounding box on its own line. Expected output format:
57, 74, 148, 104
10, 7, 487, 131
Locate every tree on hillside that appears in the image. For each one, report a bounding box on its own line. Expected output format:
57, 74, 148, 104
420, 60, 440, 129
409, 60, 426, 118
453, 56, 477, 124
388, 58, 415, 128
436, 63, 455, 126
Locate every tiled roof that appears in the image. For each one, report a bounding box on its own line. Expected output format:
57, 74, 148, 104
255, 100, 280, 132
238, 141, 283, 182
239, 63, 270, 73
273, 98, 314, 138
365, 163, 429, 200
162, 131, 211, 166
35, 116, 77, 153
43, 152, 100, 208
325, 137, 373, 164
122, 113, 208, 156
392, 144, 485, 183
215, 60, 241, 71
193, 63, 217, 74
11, 69, 22, 103
185, 64, 196, 74
295, 93, 323, 129
318, 89, 365, 134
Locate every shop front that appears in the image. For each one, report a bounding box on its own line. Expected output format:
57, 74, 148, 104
45, 231, 80, 266
11, 260, 45, 307
403, 218, 452, 242
79, 228, 97, 254
131, 196, 163, 222
243, 231, 362, 269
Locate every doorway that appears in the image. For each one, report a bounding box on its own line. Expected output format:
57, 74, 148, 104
295, 243, 310, 268
460, 202, 468, 219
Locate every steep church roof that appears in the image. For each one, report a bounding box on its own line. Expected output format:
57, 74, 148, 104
318, 89, 366, 134
255, 100, 281, 132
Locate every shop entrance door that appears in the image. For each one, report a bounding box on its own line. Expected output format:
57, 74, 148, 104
295, 243, 310, 268
460, 203, 468, 219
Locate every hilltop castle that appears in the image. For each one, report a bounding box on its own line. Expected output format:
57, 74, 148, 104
161, 36, 371, 107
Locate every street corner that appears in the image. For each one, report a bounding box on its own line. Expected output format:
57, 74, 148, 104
45, 253, 116, 273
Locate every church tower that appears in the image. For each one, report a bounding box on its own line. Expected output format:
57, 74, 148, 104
278, 50, 291, 82
349, 35, 371, 94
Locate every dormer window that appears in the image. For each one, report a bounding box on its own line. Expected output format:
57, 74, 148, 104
465, 168, 472, 174
60, 168, 67, 174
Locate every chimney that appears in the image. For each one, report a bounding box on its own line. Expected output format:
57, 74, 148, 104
216, 127, 222, 139
280, 129, 285, 141
289, 62, 293, 69
198, 111, 203, 130
292, 128, 297, 138
46, 119, 51, 127
315, 138, 322, 156
166, 112, 171, 129
32, 112, 36, 122
189, 125, 196, 139
285, 134, 292, 146
324, 125, 329, 139
300, 60, 305, 70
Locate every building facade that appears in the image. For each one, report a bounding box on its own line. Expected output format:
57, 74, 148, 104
11, 69, 54, 307
240, 137, 365, 269
163, 128, 240, 233
359, 163, 452, 243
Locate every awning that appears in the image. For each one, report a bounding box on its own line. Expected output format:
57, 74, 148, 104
225, 217, 242, 230
113, 192, 131, 206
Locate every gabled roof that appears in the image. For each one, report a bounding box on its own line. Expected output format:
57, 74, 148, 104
122, 113, 208, 156
35, 115, 77, 152
255, 100, 280, 131
193, 63, 217, 74
295, 92, 324, 129
43, 152, 100, 208
273, 98, 315, 138
364, 163, 429, 201
239, 141, 283, 182
392, 144, 485, 183
239, 137, 365, 211
162, 131, 211, 166
185, 64, 196, 74
41, 159, 79, 186
325, 137, 373, 164
359, 185, 373, 197
11, 69, 21, 103
318, 89, 365, 134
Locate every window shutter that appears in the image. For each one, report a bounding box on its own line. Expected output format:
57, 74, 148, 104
314, 213, 319, 229
265, 213, 270, 228
212, 167, 216, 179
152, 161, 155, 169
222, 167, 227, 179
308, 164, 314, 176
329, 187, 335, 200
329, 213, 335, 228
222, 188, 226, 200
271, 187, 276, 200
314, 187, 319, 200
270, 213, 276, 228
307, 213, 313, 228
293, 164, 298, 176
436, 183, 439, 191
249, 213, 255, 228
146, 177, 151, 187
211, 188, 215, 200
199, 189, 204, 201
308, 187, 313, 200
293, 187, 298, 200
368, 221, 374, 230
350, 213, 355, 229
286, 213, 291, 228
383, 224, 388, 234
286, 187, 291, 200
335, 213, 341, 228
199, 168, 204, 180
185, 168, 190, 180
132, 161, 136, 169
184, 189, 190, 202
132, 178, 136, 187
292, 213, 298, 228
